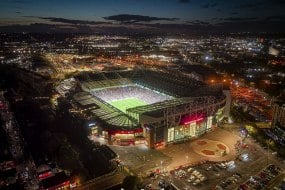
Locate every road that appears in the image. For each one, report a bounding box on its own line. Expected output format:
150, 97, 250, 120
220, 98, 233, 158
75, 172, 126, 190
0, 95, 39, 190
266, 172, 285, 190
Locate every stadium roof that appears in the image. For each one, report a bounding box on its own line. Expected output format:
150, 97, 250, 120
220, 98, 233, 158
74, 92, 139, 129
81, 78, 133, 92
127, 96, 218, 117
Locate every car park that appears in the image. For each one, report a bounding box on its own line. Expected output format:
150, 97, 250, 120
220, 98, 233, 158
239, 165, 281, 190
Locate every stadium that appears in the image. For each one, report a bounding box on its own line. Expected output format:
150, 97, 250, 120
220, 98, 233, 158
73, 69, 230, 148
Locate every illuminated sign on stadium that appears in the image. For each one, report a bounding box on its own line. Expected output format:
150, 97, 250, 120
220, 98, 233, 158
180, 114, 204, 125
107, 128, 143, 135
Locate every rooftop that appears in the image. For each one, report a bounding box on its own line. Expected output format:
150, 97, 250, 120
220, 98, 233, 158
41, 171, 69, 189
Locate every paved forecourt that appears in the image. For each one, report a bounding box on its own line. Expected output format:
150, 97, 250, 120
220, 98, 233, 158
160, 127, 240, 170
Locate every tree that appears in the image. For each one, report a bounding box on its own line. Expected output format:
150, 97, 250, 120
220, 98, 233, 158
122, 175, 141, 190
57, 144, 81, 173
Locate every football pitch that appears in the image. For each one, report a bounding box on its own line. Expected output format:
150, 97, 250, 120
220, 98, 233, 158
109, 97, 147, 113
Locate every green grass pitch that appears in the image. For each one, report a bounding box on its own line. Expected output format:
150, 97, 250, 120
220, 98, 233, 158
109, 97, 147, 113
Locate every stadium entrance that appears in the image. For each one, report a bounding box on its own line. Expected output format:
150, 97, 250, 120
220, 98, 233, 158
107, 129, 145, 146
142, 115, 214, 148
167, 120, 203, 143
167, 124, 196, 143
168, 115, 213, 142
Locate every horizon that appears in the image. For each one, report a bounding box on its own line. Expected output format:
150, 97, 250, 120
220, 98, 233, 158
1, 0, 285, 33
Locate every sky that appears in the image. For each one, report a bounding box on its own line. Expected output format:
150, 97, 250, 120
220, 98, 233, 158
1, 0, 285, 33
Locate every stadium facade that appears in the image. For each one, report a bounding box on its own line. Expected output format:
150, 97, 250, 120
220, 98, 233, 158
73, 69, 230, 148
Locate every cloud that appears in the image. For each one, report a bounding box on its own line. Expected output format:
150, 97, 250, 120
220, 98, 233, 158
38, 17, 109, 25
234, 2, 263, 10
187, 20, 210, 25
9, 0, 31, 4
103, 14, 178, 23
235, 0, 285, 11
214, 20, 285, 32
265, 0, 285, 5
15, 11, 22, 14
230, 12, 238, 15
238, 3, 257, 8
201, 2, 218, 8
13, 6, 23, 9
222, 17, 258, 22
178, 0, 190, 3
201, 3, 209, 8
265, 15, 285, 20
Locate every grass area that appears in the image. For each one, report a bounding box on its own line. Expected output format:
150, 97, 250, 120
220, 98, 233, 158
109, 97, 147, 113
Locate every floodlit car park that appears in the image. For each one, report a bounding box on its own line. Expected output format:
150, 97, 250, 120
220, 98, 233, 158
142, 161, 283, 190
110, 126, 284, 190
215, 173, 242, 189
239, 164, 282, 190
141, 135, 284, 190
168, 160, 241, 189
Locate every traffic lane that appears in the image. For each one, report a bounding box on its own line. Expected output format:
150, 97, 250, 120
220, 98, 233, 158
75, 172, 125, 190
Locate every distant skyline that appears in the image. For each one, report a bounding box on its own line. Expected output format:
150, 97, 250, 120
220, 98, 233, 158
1, 0, 285, 33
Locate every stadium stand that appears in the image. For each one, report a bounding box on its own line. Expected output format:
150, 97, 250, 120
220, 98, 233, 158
91, 85, 172, 105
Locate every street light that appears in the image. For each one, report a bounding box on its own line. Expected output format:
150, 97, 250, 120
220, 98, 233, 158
266, 139, 272, 165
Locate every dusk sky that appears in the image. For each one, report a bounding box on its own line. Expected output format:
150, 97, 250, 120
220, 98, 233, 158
1, 0, 285, 32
